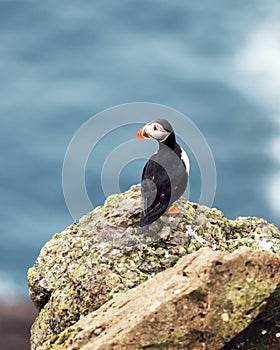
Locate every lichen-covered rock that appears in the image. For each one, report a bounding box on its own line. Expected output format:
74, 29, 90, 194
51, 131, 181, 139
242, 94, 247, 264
38, 247, 280, 350
28, 185, 280, 349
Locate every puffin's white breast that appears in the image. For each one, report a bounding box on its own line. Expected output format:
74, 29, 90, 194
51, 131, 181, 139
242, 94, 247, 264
181, 147, 190, 174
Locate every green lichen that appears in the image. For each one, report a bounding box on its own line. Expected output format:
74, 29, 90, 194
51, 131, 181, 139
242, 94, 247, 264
57, 332, 70, 345
49, 335, 59, 344
28, 185, 280, 350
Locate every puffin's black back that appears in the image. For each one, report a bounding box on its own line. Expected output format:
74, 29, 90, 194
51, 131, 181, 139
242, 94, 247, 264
140, 139, 188, 227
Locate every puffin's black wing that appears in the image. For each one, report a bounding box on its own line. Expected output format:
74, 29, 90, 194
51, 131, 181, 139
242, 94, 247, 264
140, 159, 171, 227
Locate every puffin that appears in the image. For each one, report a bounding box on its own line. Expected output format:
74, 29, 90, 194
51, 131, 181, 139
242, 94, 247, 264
136, 119, 190, 227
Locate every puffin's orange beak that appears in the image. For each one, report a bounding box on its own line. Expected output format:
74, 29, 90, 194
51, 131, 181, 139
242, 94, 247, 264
136, 126, 151, 139
136, 126, 145, 138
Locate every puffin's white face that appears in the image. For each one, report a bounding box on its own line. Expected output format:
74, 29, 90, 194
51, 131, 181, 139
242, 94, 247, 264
137, 121, 171, 142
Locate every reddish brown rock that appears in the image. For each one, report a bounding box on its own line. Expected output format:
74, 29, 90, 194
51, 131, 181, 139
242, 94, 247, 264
0, 300, 38, 350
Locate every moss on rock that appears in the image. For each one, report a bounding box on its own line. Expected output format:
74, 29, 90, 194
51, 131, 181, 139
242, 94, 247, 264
28, 185, 280, 349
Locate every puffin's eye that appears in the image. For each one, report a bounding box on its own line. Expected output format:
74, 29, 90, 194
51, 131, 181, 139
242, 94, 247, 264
153, 125, 157, 131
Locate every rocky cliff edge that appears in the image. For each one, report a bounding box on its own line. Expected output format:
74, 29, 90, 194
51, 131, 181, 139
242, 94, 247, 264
28, 185, 280, 349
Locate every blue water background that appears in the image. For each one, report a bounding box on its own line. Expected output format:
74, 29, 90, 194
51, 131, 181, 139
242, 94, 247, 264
0, 1, 280, 299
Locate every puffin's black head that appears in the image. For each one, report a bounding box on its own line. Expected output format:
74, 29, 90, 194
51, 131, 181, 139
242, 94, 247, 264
136, 119, 175, 143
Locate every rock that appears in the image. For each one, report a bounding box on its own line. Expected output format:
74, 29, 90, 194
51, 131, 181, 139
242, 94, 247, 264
222, 285, 280, 350
38, 247, 280, 350
0, 300, 38, 350
28, 185, 280, 349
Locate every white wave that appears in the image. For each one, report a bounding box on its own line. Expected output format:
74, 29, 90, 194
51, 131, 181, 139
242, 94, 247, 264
267, 118, 280, 217
233, 19, 280, 109
270, 134, 280, 164
267, 173, 280, 216
232, 12, 280, 221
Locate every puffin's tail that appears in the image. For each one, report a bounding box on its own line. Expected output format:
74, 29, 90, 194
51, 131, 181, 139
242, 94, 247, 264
140, 207, 166, 227
140, 214, 158, 227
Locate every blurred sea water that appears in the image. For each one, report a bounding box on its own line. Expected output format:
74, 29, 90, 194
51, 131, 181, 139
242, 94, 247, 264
0, 0, 280, 299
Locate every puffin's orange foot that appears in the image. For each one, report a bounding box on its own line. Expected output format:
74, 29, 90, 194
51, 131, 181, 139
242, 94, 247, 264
165, 206, 180, 215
